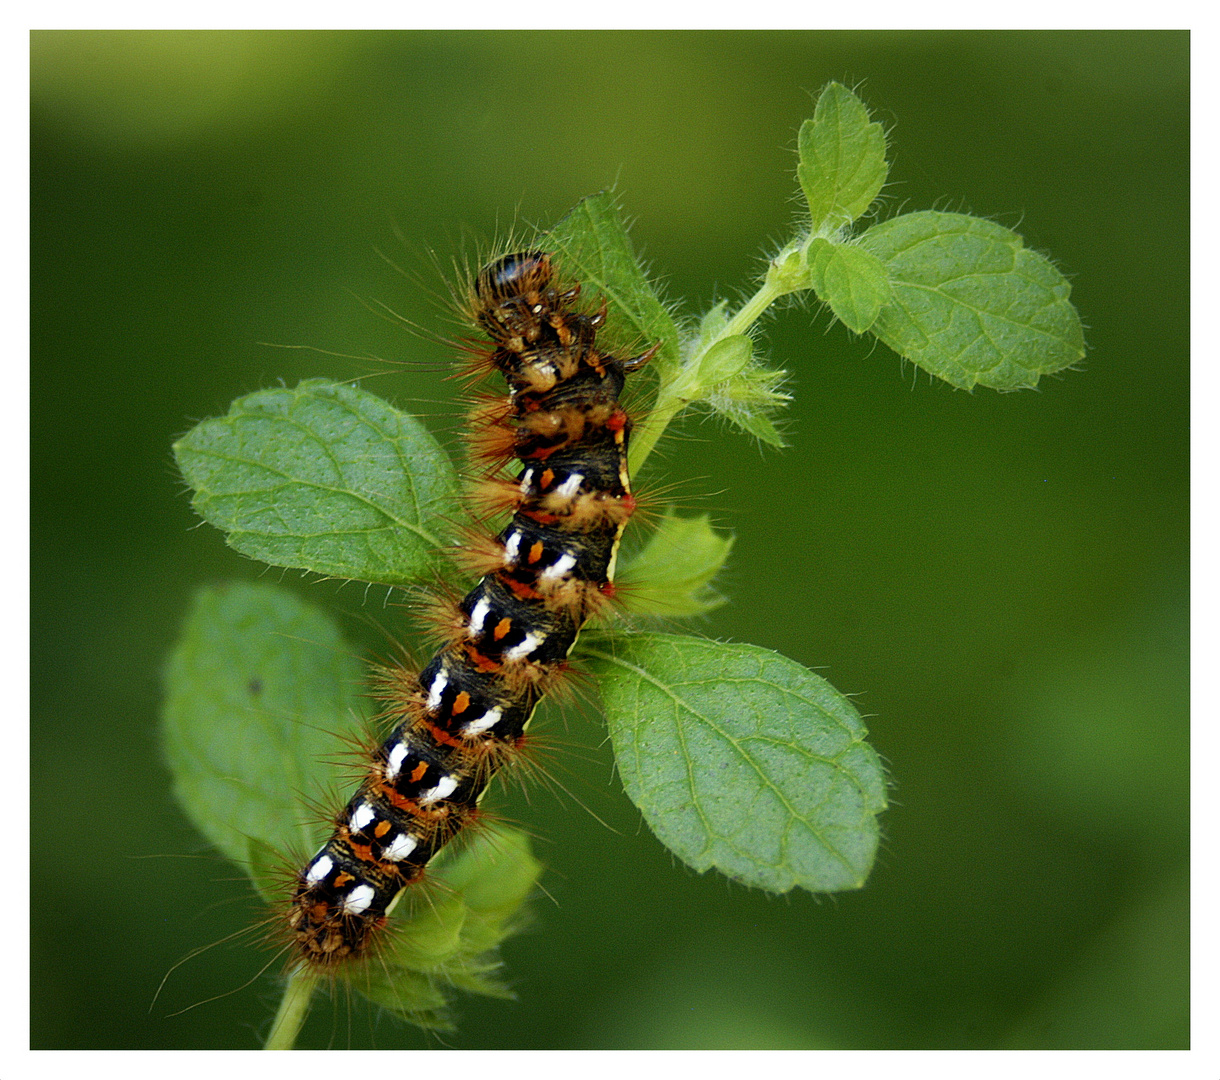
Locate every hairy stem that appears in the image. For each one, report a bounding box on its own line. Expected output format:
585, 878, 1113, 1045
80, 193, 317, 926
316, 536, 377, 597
627, 274, 788, 476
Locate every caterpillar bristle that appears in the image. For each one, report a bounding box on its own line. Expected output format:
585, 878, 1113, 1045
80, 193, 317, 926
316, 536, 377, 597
447, 523, 512, 579
461, 388, 515, 427
449, 340, 500, 384
412, 587, 472, 650
464, 413, 521, 468
463, 475, 525, 522
366, 655, 423, 700
285, 247, 652, 973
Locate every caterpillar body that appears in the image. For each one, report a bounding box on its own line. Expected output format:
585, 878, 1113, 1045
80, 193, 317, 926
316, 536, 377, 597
288, 250, 656, 966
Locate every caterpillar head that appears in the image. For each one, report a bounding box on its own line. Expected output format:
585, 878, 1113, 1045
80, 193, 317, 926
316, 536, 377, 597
474, 251, 559, 344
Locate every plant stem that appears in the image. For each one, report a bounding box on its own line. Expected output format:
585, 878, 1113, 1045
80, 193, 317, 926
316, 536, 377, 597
720, 278, 785, 342
627, 275, 786, 476
264, 968, 318, 1050
626, 383, 691, 478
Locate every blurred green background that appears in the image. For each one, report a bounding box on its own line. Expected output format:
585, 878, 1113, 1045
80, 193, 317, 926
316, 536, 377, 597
31, 30, 1188, 1049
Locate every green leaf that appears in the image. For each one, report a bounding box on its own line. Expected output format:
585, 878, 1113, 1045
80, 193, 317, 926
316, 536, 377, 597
545, 191, 682, 379
807, 237, 893, 334
246, 836, 285, 905
693, 299, 731, 350
703, 363, 791, 448
616, 511, 734, 617
361, 826, 543, 1027
859, 211, 1086, 390
696, 334, 753, 384
174, 379, 460, 585
163, 581, 541, 1027
798, 82, 888, 234
580, 632, 887, 893
162, 581, 367, 865
433, 824, 541, 914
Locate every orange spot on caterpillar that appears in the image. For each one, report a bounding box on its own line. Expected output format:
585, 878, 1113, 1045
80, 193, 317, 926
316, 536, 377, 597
428, 721, 464, 749
521, 508, 561, 526
465, 647, 503, 673
502, 575, 542, 601
382, 786, 419, 813
276, 248, 658, 977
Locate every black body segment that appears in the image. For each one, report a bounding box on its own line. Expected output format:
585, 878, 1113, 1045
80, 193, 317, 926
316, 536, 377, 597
287, 251, 653, 966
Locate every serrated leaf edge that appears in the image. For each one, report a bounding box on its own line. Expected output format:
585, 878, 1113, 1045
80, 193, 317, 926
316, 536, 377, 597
582, 638, 878, 885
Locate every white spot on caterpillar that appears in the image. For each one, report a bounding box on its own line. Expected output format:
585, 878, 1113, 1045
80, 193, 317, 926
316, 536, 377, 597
518, 467, 535, 494
305, 854, 333, 885
385, 741, 408, 781
540, 552, 577, 583
503, 632, 544, 662
383, 833, 419, 862
461, 706, 502, 736
342, 883, 375, 916
419, 773, 458, 805
503, 531, 522, 566
468, 597, 491, 638
349, 803, 375, 833
426, 667, 449, 712
555, 473, 583, 498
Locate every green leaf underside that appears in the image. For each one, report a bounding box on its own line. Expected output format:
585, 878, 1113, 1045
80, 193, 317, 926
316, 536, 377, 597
174, 379, 460, 585
580, 632, 887, 893
361, 826, 542, 1026
684, 305, 791, 449
697, 334, 753, 384
616, 511, 734, 617
799, 82, 888, 234
163, 581, 367, 866
694, 299, 731, 351
703, 363, 790, 448
545, 192, 682, 379
808, 237, 893, 334
163, 581, 541, 1026
859, 211, 1086, 390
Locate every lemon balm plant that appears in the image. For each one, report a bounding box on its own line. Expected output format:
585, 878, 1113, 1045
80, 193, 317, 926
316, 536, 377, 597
164, 83, 1084, 1048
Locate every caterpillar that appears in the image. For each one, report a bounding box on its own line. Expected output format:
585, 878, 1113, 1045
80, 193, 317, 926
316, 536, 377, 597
287, 250, 656, 967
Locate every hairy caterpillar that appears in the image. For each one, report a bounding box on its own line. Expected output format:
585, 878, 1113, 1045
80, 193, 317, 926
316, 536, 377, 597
287, 250, 656, 967
162, 82, 1079, 1048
